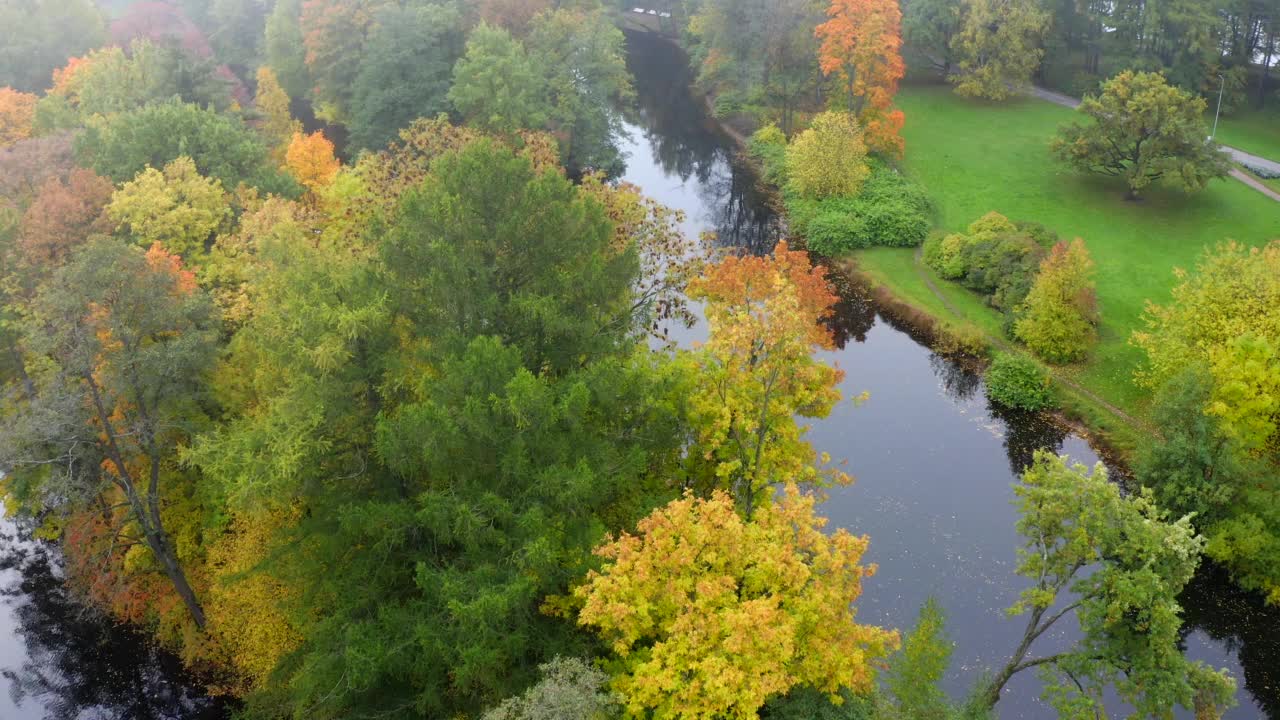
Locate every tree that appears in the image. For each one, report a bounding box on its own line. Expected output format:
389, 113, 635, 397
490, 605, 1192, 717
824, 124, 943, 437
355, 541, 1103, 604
950, 0, 1048, 100
348, 2, 464, 152
575, 486, 898, 720
106, 156, 231, 262
253, 66, 301, 160
903, 0, 963, 75
380, 140, 636, 373
448, 23, 547, 134
39, 41, 232, 129
0, 0, 104, 93
1013, 238, 1098, 364
283, 130, 340, 193
300, 0, 382, 122
481, 658, 621, 720
981, 452, 1235, 718
208, 0, 270, 71
1132, 242, 1280, 603
1134, 241, 1280, 452
265, 0, 310, 100
18, 169, 114, 266
0, 88, 37, 149
76, 100, 293, 195
786, 111, 870, 199
816, 0, 907, 156
1052, 71, 1231, 198
681, 241, 849, 517
3, 238, 220, 629
526, 7, 633, 175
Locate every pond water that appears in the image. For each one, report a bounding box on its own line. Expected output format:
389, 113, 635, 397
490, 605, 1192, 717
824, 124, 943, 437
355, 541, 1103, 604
620, 28, 1279, 720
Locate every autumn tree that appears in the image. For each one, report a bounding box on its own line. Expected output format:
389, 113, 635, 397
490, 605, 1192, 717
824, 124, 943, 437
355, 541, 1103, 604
1013, 238, 1098, 363
1052, 71, 1231, 199
576, 486, 898, 719
950, 0, 1048, 100
18, 169, 114, 266
682, 241, 849, 516
284, 130, 340, 193
254, 67, 301, 161
448, 23, 547, 134
107, 156, 231, 262
786, 111, 870, 200
816, 0, 907, 156
348, 2, 464, 151
2, 238, 220, 628
981, 452, 1235, 718
0, 88, 37, 149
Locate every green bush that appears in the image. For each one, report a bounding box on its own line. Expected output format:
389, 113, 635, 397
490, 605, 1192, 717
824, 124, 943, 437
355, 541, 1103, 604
922, 212, 1051, 314
748, 126, 789, 187
786, 161, 930, 255
985, 353, 1054, 411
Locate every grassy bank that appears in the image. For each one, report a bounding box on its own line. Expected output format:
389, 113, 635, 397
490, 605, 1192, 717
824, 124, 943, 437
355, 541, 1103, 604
851, 84, 1280, 447
1214, 104, 1280, 163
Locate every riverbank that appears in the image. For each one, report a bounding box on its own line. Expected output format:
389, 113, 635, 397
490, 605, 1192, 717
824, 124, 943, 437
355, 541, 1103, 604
688, 76, 1151, 462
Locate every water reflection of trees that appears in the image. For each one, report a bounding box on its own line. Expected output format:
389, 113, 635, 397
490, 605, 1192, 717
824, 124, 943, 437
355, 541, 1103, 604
1180, 567, 1280, 720
929, 353, 982, 403
987, 402, 1068, 476
0, 522, 226, 720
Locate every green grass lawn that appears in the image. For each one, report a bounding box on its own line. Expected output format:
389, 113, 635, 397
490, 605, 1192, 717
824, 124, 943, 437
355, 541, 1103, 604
1213, 104, 1280, 163
859, 84, 1280, 420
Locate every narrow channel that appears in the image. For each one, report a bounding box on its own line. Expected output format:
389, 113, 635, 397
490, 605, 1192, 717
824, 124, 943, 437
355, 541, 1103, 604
620, 27, 1278, 720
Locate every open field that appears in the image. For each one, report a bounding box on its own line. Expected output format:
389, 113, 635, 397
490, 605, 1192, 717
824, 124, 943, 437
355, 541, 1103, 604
855, 84, 1280, 421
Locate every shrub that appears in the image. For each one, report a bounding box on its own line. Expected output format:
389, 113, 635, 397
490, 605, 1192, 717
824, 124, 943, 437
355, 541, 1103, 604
786, 111, 869, 199
922, 212, 1050, 314
985, 353, 1054, 411
787, 161, 930, 256
749, 125, 789, 187
936, 322, 990, 358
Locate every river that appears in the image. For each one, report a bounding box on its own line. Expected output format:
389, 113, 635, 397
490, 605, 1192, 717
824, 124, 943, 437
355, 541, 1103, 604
0, 27, 1273, 720
619, 28, 1279, 720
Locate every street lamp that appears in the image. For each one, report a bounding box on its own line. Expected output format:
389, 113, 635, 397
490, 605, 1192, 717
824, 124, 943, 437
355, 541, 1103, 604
1210, 74, 1225, 143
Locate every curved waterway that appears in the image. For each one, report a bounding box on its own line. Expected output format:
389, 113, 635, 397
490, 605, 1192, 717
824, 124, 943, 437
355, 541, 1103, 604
620, 28, 1279, 719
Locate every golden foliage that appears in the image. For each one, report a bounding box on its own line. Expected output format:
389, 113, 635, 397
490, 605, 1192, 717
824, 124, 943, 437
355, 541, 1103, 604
576, 486, 898, 719
284, 130, 340, 193
0, 87, 38, 148
786, 111, 869, 199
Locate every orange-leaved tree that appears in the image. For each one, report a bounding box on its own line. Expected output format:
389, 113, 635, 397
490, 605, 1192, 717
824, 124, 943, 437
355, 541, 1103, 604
285, 130, 340, 194
815, 0, 907, 157
576, 485, 898, 719
0, 87, 38, 148
681, 241, 851, 518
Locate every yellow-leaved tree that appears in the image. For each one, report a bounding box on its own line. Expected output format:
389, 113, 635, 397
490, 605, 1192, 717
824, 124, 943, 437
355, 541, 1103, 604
284, 130, 341, 194
254, 67, 302, 162
1013, 238, 1098, 363
106, 156, 231, 263
786, 111, 869, 199
0, 87, 37, 148
681, 241, 851, 518
575, 486, 898, 719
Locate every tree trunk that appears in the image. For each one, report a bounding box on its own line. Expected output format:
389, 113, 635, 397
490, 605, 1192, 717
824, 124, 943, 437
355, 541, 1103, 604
145, 526, 207, 628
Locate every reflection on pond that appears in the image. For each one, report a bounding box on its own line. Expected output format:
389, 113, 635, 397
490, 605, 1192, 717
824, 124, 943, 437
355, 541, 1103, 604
0, 515, 227, 720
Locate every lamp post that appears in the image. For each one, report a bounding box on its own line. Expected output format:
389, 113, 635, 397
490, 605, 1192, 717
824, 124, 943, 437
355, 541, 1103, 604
1211, 74, 1225, 143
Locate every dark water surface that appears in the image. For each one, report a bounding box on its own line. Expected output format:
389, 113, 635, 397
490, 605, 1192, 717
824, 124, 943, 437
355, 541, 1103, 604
621, 28, 1279, 720
0, 507, 228, 720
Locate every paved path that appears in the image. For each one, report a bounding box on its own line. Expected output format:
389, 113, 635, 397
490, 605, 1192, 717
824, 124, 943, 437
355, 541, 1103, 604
1027, 86, 1280, 198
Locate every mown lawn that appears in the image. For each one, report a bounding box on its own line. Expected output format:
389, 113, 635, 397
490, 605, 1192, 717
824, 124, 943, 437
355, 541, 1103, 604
1213, 104, 1280, 163
857, 84, 1280, 419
